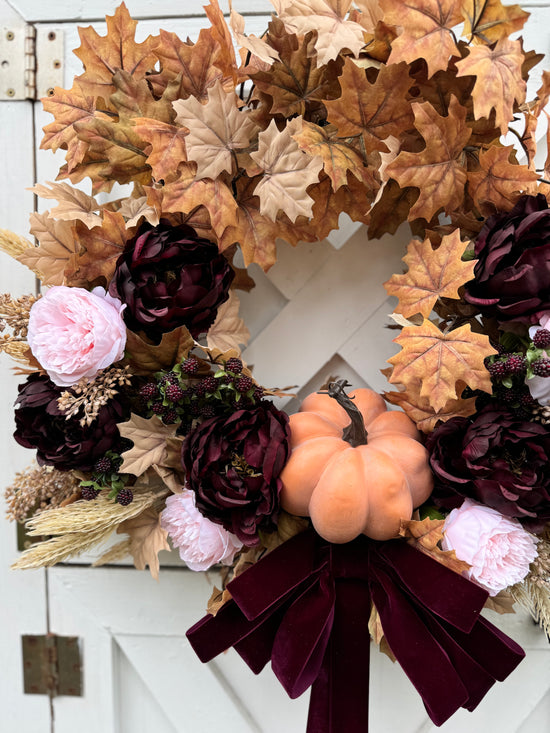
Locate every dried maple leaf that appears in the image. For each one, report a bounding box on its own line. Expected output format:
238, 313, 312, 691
456, 38, 526, 134
229, 5, 280, 65
400, 517, 471, 575
123, 326, 194, 375
367, 180, 419, 239
250, 31, 343, 118
119, 414, 177, 476
109, 69, 176, 123
292, 120, 375, 190
173, 80, 259, 180
381, 0, 462, 77
384, 385, 477, 432
118, 196, 160, 228
204, 0, 240, 85
306, 172, 372, 240
461, 0, 529, 44
388, 318, 495, 411
18, 213, 80, 286
325, 60, 414, 154
384, 230, 476, 318
73, 210, 131, 286
484, 590, 516, 614
117, 507, 170, 580
250, 118, 323, 222
30, 181, 101, 229
132, 118, 188, 183
467, 144, 538, 214
384, 97, 471, 221
74, 3, 157, 99
272, 0, 367, 65
207, 586, 233, 616
206, 292, 250, 354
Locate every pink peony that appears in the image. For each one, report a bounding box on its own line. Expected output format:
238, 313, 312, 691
27, 286, 126, 387
160, 490, 243, 571
442, 498, 538, 596
527, 313, 550, 405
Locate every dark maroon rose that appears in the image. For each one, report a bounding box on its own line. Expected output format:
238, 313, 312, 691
109, 221, 234, 343
182, 402, 291, 545
427, 405, 550, 530
14, 373, 130, 472
464, 194, 550, 324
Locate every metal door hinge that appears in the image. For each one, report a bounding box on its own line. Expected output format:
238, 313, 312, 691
22, 634, 82, 697
1, 23, 64, 100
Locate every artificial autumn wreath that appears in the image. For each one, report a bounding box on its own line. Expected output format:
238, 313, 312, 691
1, 0, 549, 729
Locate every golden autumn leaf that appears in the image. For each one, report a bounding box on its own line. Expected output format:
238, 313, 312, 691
206, 292, 250, 354
272, 0, 367, 66
381, 0, 462, 77
118, 196, 160, 228
74, 3, 157, 99
173, 80, 259, 180
292, 120, 375, 190
123, 325, 194, 375
132, 118, 188, 183
207, 586, 233, 616
325, 60, 414, 154
461, 0, 529, 44
249, 118, 323, 222
385, 97, 471, 221
384, 230, 476, 318
384, 386, 477, 432
18, 213, 80, 286
30, 181, 101, 229
388, 318, 495, 411
467, 144, 538, 214
119, 414, 177, 476
117, 507, 170, 581
73, 210, 131, 285
250, 30, 342, 118
109, 69, 176, 123
455, 38, 526, 133
204, 0, 240, 86
306, 172, 372, 241
399, 517, 472, 575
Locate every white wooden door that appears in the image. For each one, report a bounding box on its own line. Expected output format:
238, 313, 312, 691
1, 1, 549, 732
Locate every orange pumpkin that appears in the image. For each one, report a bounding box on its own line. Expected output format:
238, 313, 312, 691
279, 381, 433, 543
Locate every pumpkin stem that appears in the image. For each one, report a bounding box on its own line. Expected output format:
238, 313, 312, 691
324, 380, 368, 447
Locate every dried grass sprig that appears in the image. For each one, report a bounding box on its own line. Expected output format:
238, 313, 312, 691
511, 579, 550, 638
5, 463, 80, 522
0, 229, 34, 259
57, 366, 133, 426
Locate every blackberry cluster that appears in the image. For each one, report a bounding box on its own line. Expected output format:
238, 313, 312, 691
139, 355, 265, 435
485, 352, 527, 380
485, 351, 536, 417
79, 449, 132, 504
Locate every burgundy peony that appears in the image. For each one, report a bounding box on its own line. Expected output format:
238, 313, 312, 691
427, 405, 550, 530
182, 402, 291, 545
464, 194, 550, 324
14, 373, 130, 472
109, 221, 234, 343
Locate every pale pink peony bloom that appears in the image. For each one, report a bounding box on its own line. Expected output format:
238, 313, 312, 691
527, 313, 550, 405
27, 286, 126, 387
160, 490, 243, 572
442, 498, 538, 596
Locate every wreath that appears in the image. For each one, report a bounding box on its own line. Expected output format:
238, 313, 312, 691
2, 1, 549, 730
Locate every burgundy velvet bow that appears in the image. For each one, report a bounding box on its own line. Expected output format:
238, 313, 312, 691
187, 529, 525, 732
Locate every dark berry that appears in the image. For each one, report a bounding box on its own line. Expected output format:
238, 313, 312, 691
234, 375, 254, 393
202, 376, 218, 393
200, 404, 216, 418
151, 400, 166, 415
533, 328, 550, 349
162, 408, 179, 424
532, 358, 550, 377
165, 383, 184, 402
116, 488, 134, 506
94, 456, 112, 474
139, 382, 158, 400
81, 486, 100, 501
190, 401, 202, 416
488, 360, 508, 378
504, 354, 527, 375
520, 392, 537, 408
225, 357, 243, 373
253, 386, 265, 401
194, 381, 207, 397
181, 357, 200, 375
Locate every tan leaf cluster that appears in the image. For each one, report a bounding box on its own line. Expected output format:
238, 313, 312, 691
118, 414, 178, 476
117, 507, 170, 580
206, 292, 250, 354
399, 517, 472, 575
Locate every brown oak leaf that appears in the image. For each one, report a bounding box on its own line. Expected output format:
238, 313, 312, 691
74, 210, 131, 286
388, 318, 495, 411
399, 517, 472, 575
381, 0, 462, 77
272, 0, 367, 65
30, 181, 101, 229
325, 59, 414, 154
74, 3, 157, 99
132, 118, 188, 183
384, 230, 476, 318
173, 80, 259, 180
456, 38, 526, 133
117, 507, 170, 580
461, 0, 529, 44
123, 326, 194, 375
18, 214, 80, 286
384, 97, 471, 221
249, 117, 323, 222
467, 144, 538, 214
292, 120, 375, 190
119, 414, 178, 476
